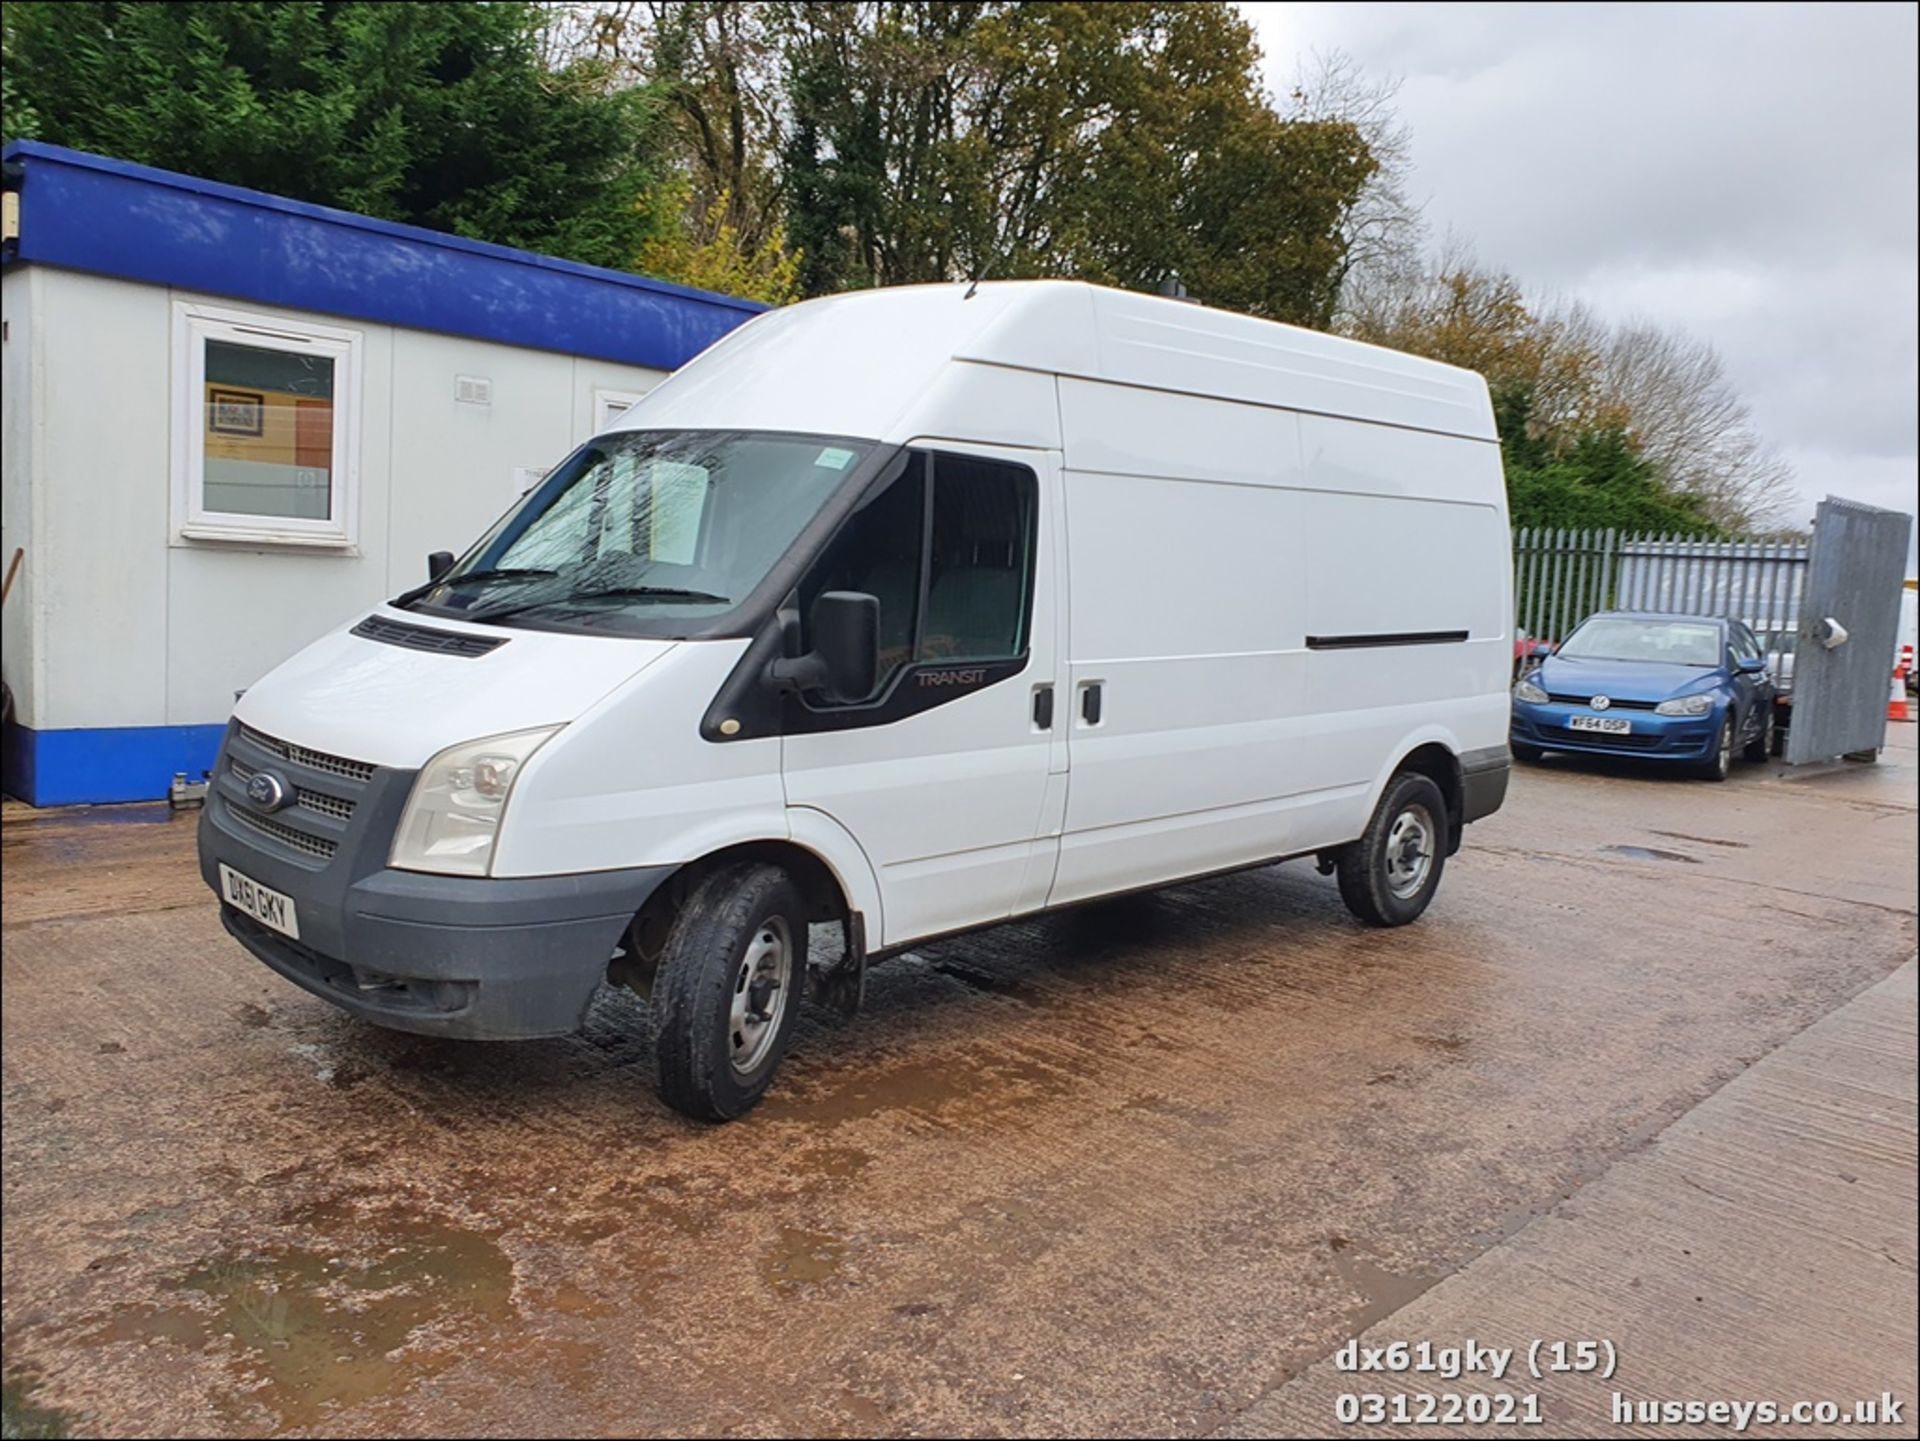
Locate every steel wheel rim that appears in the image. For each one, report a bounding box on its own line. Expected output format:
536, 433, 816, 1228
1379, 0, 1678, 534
729, 916, 792, 1075
1384, 804, 1435, 900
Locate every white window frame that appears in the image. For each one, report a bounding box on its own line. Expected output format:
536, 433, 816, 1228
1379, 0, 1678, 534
592, 386, 651, 436
171, 301, 362, 548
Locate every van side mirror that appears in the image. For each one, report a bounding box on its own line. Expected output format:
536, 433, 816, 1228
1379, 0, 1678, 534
770, 591, 880, 703
427, 550, 456, 582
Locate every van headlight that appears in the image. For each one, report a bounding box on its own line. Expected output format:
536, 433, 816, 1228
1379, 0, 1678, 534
1654, 694, 1714, 717
1513, 678, 1549, 704
390, 726, 560, 876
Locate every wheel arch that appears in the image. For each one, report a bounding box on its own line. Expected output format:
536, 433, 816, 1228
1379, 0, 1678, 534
1379, 734, 1467, 855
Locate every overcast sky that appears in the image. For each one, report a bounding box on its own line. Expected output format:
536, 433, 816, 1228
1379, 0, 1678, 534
1245, 1, 1917, 559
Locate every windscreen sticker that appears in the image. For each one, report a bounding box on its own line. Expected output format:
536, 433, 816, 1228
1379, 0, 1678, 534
815, 447, 857, 471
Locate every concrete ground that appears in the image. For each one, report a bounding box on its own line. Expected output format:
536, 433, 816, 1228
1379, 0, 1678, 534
2, 727, 1915, 1438
1221, 959, 1917, 1438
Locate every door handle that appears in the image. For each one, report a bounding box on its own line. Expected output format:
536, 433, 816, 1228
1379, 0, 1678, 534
1080, 681, 1103, 725
1033, 684, 1054, 730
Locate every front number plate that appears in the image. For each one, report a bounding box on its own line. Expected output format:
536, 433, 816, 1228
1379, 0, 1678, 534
219, 863, 300, 940
1569, 714, 1632, 734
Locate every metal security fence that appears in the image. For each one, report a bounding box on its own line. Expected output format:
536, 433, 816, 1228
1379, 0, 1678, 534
1513, 528, 1810, 676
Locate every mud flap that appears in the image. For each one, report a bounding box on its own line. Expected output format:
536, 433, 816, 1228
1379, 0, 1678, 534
810, 912, 867, 1020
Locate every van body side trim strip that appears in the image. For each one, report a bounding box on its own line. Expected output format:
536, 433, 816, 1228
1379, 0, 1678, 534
1305, 629, 1470, 650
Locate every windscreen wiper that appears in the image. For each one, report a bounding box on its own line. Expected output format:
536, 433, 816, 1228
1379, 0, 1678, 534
392, 567, 558, 607
570, 585, 733, 604
462, 585, 732, 624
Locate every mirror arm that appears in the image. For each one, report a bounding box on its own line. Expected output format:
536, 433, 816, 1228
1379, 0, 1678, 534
767, 652, 831, 696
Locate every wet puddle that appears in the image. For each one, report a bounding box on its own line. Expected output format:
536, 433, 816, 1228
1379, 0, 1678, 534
1601, 845, 1701, 864
760, 1227, 848, 1293
1327, 1239, 1439, 1335
1, 1377, 75, 1439
81, 1210, 514, 1430
762, 1051, 1072, 1127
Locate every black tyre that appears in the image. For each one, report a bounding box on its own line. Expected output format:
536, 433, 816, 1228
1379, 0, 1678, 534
1512, 741, 1545, 764
650, 862, 805, 1122
1742, 705, 1774, 763
1696, 716, 1734, 781
1336, 772, 1449, 928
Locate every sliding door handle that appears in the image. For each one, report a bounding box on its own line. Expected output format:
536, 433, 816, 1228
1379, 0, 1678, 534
1080, 681, 1103, 725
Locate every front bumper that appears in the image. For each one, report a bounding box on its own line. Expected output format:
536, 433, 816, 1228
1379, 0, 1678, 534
1510, 701, 1720, 761
198, 723, 669, 1040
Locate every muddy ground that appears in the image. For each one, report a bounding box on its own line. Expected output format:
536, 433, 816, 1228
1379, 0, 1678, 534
3, 732, 1915, 1438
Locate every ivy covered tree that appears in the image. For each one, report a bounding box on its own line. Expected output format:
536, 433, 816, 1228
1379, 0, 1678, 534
1, 1, 670, 269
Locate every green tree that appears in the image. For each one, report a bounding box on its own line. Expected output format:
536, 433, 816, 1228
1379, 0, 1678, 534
2, 1, 669, 269
776, 2, 1375, 325
1499, 389, 1722, 536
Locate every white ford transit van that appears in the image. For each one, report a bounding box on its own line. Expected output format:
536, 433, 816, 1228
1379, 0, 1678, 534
200, 281, 1512, 1120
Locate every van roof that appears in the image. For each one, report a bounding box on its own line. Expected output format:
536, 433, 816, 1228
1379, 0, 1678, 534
617, 280, 1498, 445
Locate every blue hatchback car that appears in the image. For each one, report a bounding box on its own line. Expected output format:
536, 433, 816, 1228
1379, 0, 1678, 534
1510, 611, 1777, 780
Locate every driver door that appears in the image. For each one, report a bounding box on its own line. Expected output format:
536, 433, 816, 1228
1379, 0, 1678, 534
780, 444, 1067, 948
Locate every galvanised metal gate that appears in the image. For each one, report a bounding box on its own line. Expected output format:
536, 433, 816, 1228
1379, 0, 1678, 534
1783, 497, 1912, 764
1513, 528, 1809, 677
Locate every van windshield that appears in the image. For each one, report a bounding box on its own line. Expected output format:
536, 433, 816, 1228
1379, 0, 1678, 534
409, 430, 870, 632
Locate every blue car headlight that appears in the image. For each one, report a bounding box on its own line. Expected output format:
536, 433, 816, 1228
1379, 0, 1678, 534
1654, 693, 1714, 717
1514, 678, 1549, 704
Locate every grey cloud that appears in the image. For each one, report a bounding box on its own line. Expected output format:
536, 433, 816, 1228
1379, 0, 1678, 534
1247, 1, 1917, 543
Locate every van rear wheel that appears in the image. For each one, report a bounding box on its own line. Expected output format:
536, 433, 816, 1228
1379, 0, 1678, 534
1336, 772, 1449, 927
650, 862, 805, 1122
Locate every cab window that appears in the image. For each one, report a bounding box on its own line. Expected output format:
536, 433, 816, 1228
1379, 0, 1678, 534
799, 450, 1037, 701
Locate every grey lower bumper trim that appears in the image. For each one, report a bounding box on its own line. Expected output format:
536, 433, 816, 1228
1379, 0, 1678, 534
198, 737, 674, 1039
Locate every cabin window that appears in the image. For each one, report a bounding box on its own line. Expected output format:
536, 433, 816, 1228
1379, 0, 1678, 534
172, 302, 361, 547
800, 449, 1037, 701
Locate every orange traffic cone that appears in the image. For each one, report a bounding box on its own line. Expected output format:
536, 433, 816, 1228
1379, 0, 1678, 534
1892, 664, 1913, 723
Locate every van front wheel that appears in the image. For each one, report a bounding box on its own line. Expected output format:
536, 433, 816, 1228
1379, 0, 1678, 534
650, 862, 805, 1122
1336, 772, 1449, 927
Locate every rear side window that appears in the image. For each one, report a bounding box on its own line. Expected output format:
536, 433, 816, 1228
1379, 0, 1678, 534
800, 450, 1037, 700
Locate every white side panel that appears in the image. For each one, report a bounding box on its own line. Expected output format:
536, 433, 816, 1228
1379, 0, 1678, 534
33, 272, 171, 728
1294, 417, 1511, 819
1050, 386, 1315, 903
385, 331, 573, 594
0, 267, 41, 727
1058, 377, 1300, 490
893, 361, 1062, 451
1089, 287, 1497, 441
495, 639, 786, 877
1297, 412, 1503, 505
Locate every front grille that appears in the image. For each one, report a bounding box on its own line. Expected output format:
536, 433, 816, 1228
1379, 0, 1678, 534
1546, 693, 1658, 711
351, 613, 507, 658
229, 758, 356, 823
239, 725, 376, 782
228, 804, 339, 859
1540, 725, 1665, 751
